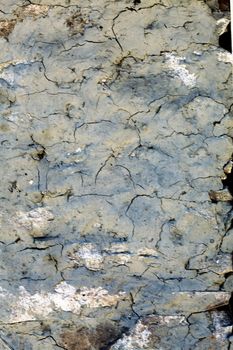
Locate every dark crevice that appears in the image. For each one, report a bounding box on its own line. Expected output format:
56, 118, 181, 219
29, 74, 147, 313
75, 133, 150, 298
33, 235, 60, 243
210, 156, 233, 204
99, 326, 130, 350
208, 0, 231, 52
206, 0, 230, 12
34, 148, 46, 160
219, 22, 232, 53
209, 150, 233, 339
214, 294, 233, 340
209, 299, 233, 329
228, 293, 233, 320
222, 157, 233, 195
226, 270, 233, 278
218, 0, 230, 11
224, 211, 233, 232
8, 180, 20, 193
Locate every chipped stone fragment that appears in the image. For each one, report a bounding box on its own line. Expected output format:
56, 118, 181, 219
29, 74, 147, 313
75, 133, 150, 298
153, 292, 231, 314
218, 51, 233, 64
209, 189, 233, 202
223, 159, 233, 174
67, 243, 104, 271
15, 207, 54, 237
216, 18, 230, 36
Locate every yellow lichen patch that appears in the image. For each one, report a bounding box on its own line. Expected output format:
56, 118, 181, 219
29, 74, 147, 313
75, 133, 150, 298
66, 10, 89, 35
0, 19, 16, 38
15, 4, 49, 19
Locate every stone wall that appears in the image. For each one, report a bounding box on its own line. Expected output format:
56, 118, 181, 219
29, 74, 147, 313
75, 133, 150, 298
0, 0, 233, 349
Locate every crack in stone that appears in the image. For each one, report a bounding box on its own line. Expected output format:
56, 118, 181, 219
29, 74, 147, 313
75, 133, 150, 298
0, 0, 232, 347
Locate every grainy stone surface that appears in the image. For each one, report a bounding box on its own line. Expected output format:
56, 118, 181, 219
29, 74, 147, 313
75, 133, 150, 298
0, 0, 232, 349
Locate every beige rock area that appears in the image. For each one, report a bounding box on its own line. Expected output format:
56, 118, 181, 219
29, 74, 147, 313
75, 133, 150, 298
0, 0, 232, 349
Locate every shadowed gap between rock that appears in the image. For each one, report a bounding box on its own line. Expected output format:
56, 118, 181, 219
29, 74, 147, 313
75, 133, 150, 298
219, 22, 232, 52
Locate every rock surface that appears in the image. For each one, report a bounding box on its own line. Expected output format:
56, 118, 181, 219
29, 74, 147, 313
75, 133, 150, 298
0, 0, 232, 349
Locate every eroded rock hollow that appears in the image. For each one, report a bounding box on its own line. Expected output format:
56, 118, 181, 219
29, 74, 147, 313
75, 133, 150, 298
0, 0, 233, 349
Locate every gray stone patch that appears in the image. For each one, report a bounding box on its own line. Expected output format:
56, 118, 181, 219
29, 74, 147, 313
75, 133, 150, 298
0, 0, 232, 349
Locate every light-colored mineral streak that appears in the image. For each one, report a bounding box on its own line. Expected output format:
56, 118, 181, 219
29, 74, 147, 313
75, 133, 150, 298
164, 53, 197, 87
111, 320, 151, 350
0, 282, 125, 323
67, 243, 104, 270
218, 51, 233, 64
211, 310, 233, 342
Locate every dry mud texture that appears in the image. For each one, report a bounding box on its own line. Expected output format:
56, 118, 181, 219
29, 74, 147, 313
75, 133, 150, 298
0, 0, 233, 349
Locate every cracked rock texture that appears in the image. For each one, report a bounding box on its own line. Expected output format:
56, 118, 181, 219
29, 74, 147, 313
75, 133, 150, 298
0, 0, 233, 349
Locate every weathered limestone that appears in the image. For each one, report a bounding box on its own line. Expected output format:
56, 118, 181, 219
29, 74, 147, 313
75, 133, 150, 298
0, 0, 232, 349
